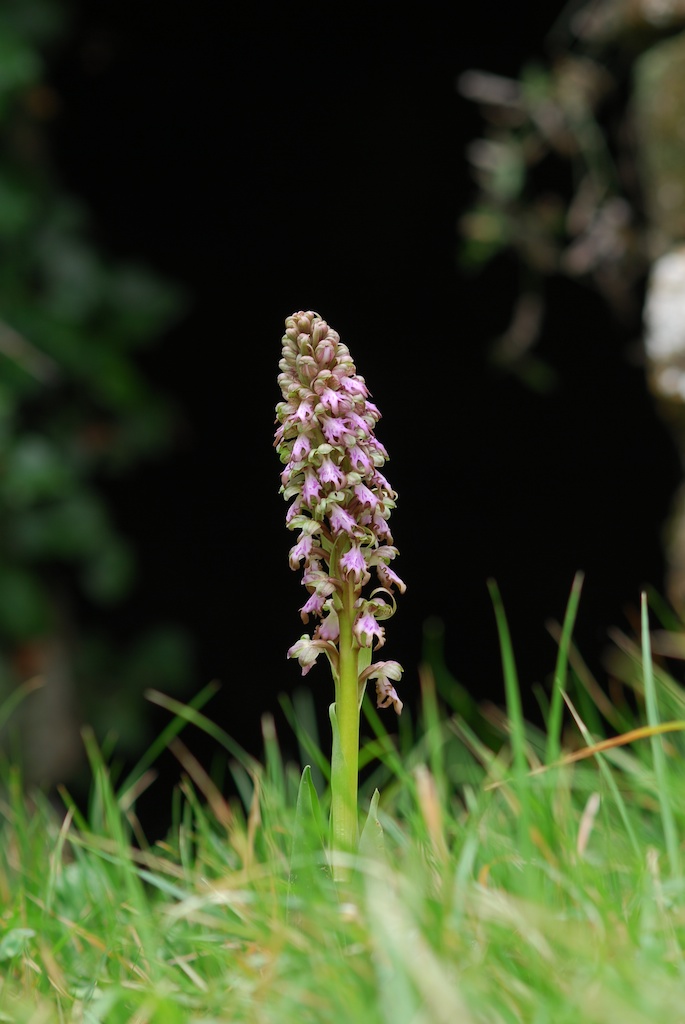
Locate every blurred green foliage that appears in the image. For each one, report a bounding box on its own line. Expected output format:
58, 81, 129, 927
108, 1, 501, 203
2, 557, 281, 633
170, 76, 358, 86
0, 0, 193, 779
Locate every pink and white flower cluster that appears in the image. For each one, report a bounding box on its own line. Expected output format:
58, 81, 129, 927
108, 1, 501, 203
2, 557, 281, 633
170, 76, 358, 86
275, 311, 405, 713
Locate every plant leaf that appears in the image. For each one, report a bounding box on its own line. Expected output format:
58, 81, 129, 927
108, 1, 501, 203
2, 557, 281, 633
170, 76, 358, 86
288, 765, 328, 908
359, 788, 384, 858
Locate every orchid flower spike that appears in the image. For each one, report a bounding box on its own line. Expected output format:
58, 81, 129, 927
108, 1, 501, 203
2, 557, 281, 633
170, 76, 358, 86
275, 310, 405, 713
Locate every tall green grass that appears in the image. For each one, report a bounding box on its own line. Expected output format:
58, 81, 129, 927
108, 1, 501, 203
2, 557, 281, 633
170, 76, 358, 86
2, 586, 685, 1022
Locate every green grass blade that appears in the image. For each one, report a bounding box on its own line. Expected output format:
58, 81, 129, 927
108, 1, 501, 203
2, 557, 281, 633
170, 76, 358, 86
546, 570, 584, 765
641, 591, 681, 878
81, 728, 161, 979
0, 676, 43, 736
119, 680, 221, 802
487, 579, 532, 874
562, 691, 641, 858
144, 688, 259, 770
279, 689, 331, 788
487, 579, 526, 780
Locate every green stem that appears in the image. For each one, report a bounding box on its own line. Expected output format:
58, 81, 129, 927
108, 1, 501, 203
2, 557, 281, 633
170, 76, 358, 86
331, 582, 360, 861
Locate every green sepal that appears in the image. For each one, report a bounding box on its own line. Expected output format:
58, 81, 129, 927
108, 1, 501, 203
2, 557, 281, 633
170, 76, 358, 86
359, 788, 385, 858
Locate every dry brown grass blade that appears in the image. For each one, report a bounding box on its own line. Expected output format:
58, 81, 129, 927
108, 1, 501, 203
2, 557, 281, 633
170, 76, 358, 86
169, 737, 233, 829
485, 720, 685, 791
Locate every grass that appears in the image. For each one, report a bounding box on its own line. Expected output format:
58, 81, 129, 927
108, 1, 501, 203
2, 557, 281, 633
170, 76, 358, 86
3, 585, 685, 1022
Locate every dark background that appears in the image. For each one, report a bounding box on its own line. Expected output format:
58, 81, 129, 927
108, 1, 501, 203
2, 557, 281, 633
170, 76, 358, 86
44, 2, 682, 787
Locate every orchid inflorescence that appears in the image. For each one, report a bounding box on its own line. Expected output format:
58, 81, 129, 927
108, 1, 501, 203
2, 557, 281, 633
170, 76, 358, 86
275, 310, 405, 717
